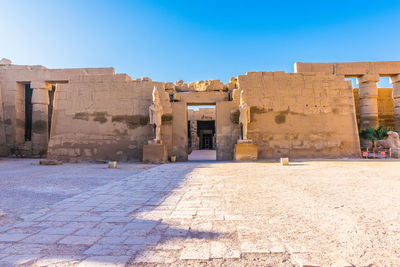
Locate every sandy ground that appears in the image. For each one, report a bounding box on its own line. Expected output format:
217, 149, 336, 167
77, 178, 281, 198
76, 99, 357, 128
0, 159, 399, 266
0, 158, 155, 225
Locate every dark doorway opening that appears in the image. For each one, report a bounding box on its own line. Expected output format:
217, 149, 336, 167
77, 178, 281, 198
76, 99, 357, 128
197, 120, 215, 150
48, 85, 56, 136
24, 83, 32, 141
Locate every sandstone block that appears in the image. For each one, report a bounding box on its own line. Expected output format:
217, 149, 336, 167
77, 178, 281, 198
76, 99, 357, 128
108, 161, 117, 168
235, 143, 258, 161
143, 143, 167, 163
39, 159, 62, 165
280, 157, 289, 166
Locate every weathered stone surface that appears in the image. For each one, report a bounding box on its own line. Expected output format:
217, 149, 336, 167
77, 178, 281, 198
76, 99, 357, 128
142, 143, 167, 163
237, 71, 360, 158
235, 143, 258, 161
376, 131, 400, 157
186, 80, 224, 92
39, 159, 62, 165
1, 160, 400, 265
108, 161, 117, 168
2, 60, 400, 161
0, 58, 11, 65
280, 157, 289, 165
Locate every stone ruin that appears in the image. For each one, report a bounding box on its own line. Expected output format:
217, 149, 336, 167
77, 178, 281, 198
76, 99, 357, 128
1, 58, 400, 161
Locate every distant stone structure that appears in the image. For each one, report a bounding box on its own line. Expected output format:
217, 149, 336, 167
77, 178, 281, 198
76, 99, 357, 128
3, 58, 400, 161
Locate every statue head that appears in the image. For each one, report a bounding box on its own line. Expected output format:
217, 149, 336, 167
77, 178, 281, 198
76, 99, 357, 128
152, 87, 160, 105
240, 90, 247, 105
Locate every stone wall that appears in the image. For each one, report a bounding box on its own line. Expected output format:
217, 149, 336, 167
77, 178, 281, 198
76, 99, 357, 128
6, 59, 397, 161
178, 91, 228, 104
188, 108, 215, 121
0, 60, 114, 156
236, 71, 360, 158
216, 101, 240, 160
295, 61, 400, 130
47, 74, 171, 162
0, 84, 6, 155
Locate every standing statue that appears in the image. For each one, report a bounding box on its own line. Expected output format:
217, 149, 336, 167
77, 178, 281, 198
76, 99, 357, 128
149, 87, 163, 141
239, 90, 251, 140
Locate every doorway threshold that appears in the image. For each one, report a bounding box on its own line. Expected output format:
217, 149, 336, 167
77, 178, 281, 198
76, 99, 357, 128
188, 150, 216, 161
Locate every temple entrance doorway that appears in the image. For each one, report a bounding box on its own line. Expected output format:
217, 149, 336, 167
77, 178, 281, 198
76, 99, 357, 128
197, 120, 215, 150
187, 105, 216, 161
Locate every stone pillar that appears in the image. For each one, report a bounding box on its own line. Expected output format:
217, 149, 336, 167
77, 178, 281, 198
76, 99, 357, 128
390, 74, 400, 130
30, 81, 50, 155
357, 74, 380, 129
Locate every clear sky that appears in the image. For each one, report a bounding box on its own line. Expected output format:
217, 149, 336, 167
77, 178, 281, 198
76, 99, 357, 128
1, 0, 400, 86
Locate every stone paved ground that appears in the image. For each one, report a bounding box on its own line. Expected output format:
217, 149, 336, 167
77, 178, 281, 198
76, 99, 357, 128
188, 150, 216, 161
0, 159, 400, 266
0, 159, 155, 225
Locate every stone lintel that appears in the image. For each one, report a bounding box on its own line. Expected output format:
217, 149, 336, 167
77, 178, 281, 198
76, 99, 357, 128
30, 81, 52, 90
295, 61, 400, 76
356, 74, 380, 84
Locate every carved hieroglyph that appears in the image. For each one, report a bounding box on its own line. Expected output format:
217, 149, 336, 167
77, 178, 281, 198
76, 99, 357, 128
149, 87, 163, 141
239, 90, 250, 140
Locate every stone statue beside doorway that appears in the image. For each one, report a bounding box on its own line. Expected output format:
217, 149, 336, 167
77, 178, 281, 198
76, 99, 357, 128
239, 90, 250, 141
143, 86, 167, 163
235, 89, 257, 160
149, 87, 163, 142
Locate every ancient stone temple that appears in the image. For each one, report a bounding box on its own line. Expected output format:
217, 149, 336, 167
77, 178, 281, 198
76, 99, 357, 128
1, 58, 399, 162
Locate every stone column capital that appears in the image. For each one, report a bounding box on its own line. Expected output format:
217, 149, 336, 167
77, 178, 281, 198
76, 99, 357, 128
356, 74, 380, 84
390, 74, 400, 84
31, 87, 49, 105
30, 81, 51, 90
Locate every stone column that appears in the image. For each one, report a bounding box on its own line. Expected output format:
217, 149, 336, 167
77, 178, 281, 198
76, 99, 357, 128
357, 74, 380, 129
390, 74, 400, 130
30, 81, 50, 155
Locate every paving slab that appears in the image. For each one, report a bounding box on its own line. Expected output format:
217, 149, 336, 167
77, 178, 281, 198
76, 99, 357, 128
0, 159, 399, 266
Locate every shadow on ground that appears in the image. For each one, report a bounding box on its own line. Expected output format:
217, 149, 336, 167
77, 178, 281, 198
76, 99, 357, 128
0, 160, 226, 266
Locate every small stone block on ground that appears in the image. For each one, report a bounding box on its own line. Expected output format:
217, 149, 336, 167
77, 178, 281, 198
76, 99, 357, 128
40, 159, 62, 165
235, 144, 258, 161
281, 157, 289, 166
108, 161, 117, 168
143, 143, 167, 163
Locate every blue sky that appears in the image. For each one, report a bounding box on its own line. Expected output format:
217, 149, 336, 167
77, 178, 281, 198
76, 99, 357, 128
1, 0, 400, 87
